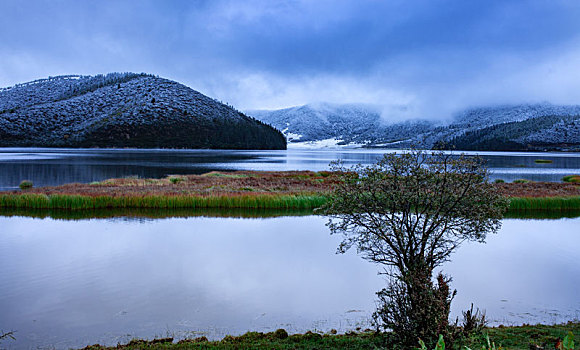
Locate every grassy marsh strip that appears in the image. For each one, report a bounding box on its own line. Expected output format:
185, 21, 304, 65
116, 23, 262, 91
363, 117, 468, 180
508, 196, 580, 211
2, 193, 580, 214
0, 193, 328, 210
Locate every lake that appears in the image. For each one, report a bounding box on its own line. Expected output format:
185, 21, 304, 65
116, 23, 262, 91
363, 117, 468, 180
1, 148, 580, 190
0, 215, 579, 349
0, 148, 579, 349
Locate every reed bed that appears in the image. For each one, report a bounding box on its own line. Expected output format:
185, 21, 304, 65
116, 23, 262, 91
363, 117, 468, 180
2, 193, 580, 218
2, 193, 580, 212
508, 196, 580, 211
0, 193, 328, 210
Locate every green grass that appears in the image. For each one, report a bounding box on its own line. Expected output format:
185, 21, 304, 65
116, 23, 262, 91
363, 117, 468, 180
0, 194, 329, 210
534, 159, 553, 164
2, 194, 580, 215
19, 180, 33, 189
169, 177, 184, 184
201, 172, 250, 178
563, 175, 580, 183
466, 322, 580, 350
81, 331, 392, 350
508, 196, 580, 212
77, 323, 580, 349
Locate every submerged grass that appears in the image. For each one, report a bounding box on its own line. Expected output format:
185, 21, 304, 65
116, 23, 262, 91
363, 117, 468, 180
3, 205, 580, 220
0, 207, 315, 220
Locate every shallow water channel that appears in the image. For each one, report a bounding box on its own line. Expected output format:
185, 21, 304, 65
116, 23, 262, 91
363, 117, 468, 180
1, 214, 579, 349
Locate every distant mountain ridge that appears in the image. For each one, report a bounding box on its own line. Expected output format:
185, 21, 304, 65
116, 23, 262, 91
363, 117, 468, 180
0, 73, 286, 149
248, 103, 435, 146
248, 103, 580, 151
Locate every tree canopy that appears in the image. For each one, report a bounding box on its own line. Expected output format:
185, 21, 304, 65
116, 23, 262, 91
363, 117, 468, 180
322, 150, 508, 277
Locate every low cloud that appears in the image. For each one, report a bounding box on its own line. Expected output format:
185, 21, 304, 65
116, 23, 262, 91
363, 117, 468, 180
2, 0, 580, 121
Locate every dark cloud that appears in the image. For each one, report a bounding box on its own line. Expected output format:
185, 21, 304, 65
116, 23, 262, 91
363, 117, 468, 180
2, 0, 580, 117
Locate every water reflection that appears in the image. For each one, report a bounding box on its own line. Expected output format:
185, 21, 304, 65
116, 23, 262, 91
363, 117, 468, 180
447, 218, 580, 325
0, 216, 381, 349
1, 207, 579, 221
0, 216, 579, 349
0, 207, 316, 221
0, 148, 579, 190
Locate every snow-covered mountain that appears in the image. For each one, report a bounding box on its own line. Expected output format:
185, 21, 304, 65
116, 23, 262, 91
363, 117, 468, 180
0, 73, 286, 149
248, 103, 436, 147
248, 103, 580, 151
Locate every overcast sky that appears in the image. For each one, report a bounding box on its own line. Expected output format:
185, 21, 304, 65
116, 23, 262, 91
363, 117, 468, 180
2, 0, 580, 119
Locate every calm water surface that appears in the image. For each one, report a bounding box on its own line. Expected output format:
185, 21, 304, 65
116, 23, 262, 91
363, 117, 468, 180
0, 215, 579, 349
0, 148, 579, 190
1, 148, 579, 349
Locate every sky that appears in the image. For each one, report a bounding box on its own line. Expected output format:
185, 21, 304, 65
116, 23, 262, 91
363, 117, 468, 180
2, 0, 580, 120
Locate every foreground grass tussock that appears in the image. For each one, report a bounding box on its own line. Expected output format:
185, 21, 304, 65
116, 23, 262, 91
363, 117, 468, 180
563, 175, 580, 183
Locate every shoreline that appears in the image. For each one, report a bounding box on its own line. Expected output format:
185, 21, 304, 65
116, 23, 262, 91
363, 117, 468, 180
74, 322, 580, 349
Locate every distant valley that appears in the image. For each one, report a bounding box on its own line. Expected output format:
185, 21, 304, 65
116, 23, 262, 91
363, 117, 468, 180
248, 103, 580, 151
0, 73, 286, 150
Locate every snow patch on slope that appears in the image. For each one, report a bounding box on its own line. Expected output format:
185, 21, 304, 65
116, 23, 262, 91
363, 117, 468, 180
287, 138, 366, 149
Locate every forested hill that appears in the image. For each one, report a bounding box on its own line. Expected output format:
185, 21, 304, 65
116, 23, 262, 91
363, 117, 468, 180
440, 114, 580, 151
0, 73, 286, 149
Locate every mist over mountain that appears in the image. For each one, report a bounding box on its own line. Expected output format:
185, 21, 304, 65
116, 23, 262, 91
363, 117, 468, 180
248, 103, 580, 151
0, 73, 286, 149
248, 103, 436, 146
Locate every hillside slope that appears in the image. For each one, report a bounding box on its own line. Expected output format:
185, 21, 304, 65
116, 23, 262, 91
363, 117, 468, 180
0, 73, 286, 149
248, 103, 580, 151
441, 115, 580, 151
248, 103, 435, 146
